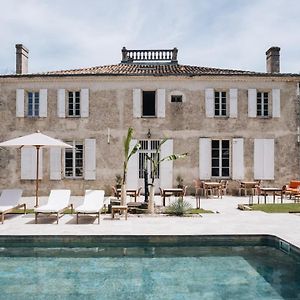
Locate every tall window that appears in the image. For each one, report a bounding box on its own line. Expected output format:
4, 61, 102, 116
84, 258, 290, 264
212, 140, 230, 177
138, 140, 160, 179
257, 92, 269, 117
214, 91, 227, 116
142, 91, 156, 117
68, 91, 80, 117
64, 141, 83, 178
28, 92, 39, 117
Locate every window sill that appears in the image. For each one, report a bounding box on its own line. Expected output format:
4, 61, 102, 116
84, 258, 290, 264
214, 116, 229, 119
256, 116, 272, 119
141, 116, 157, 118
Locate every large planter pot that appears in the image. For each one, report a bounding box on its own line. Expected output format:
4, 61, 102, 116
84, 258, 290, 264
121, 184, 127, 206
147, 185, 155, 214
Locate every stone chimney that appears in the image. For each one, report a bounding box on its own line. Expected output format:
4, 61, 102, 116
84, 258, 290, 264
15, 44, 29, 74
266, 46, 280, 73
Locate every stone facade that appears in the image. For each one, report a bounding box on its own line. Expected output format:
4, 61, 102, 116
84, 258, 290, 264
0, 47, 299, 196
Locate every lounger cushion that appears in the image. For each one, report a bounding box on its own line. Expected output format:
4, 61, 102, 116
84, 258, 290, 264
0, 205, 14, 213
34, 189, 71, 213
0, 189, 23, 207
75, 190, 104, 213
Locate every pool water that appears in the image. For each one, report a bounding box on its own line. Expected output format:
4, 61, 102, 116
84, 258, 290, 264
0, 245, 299, 299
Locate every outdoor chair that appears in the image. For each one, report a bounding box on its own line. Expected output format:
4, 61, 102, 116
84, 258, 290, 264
219, 180, 228, 196
0, 189, 25, 224
111, 186, 120, 199
34, 189, 72, 224
193, 178, 204, 195
159, 187, 173, 205
75, 190, 105, 224
193, 179, 203, 208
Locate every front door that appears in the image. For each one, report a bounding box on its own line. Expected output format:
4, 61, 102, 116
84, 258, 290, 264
138, 140, 160, 193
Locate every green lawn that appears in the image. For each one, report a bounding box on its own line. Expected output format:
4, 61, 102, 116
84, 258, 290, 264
251, 203, 300, 213
187, 208, 214, 214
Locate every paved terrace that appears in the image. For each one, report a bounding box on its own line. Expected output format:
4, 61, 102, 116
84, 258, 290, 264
0, 195, 299, 248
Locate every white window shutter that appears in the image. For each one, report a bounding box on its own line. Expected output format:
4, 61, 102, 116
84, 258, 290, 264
133, 89, 142, 118
127, 139, 139, 189
272, 89, 280, 118
84, 139, 96, 180
50, 148, 62, 180
16, 89, 24, 117
263, 139, 274, 180
21, 147, 43, 180
248, 89, 257, 117
39, 89, 47, 117
199, 138, 211, 179
254, 139, 275, 180
57, 89, 66, 118
254, 139, 265, 180
232, 138, 244, 180
160, 139, 173, 188
205, 88, 214, 118
81, 88, 89, 117
229, 89, 238, 118
157, 89, 166, 118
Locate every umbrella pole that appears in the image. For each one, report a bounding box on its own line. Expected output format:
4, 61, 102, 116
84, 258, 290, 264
35, 146, 40, 207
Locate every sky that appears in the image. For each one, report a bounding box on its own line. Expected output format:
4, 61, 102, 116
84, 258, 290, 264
0, 0, 299, 74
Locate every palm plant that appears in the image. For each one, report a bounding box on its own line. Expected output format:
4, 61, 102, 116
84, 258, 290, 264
121, 127, 141, 205
145, 138, 188, 213
146, 138, 187, 185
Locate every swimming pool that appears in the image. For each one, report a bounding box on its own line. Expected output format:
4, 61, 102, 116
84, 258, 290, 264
0, 235, 299, 299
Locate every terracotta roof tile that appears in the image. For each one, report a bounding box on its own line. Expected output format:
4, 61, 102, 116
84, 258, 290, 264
1, 63, 299, 78
42, 63, 259, 76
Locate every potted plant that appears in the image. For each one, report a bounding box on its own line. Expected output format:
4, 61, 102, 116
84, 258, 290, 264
176, 175, 184, 188
121, 128, 141, 206
146, 138, 187, 213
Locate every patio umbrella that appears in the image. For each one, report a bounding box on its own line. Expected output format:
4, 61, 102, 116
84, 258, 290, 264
0, 131, 72, 207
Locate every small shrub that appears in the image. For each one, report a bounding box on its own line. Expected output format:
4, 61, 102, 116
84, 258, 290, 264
166, 197, 192, 216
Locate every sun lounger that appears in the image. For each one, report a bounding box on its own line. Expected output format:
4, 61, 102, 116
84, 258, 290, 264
75, 190, 105, 224
0, 189, 24, 224
34, 189, 72, 224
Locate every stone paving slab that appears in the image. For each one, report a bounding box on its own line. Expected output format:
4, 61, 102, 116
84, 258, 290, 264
0, 196, 299, 248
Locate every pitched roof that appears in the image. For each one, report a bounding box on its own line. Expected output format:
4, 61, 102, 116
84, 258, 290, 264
41, 63, 262, 77
1, 63, 299, 78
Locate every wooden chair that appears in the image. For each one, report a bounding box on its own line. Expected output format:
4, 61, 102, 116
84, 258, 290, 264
111, 186, 120, 199
193, 178, 203, 197
183, 185, 188, 197
219, 180, 228, 196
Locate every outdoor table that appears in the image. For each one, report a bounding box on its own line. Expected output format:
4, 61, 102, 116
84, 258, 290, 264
161, 188, 183, 206
117, 189, 138, 202
203, 182, 222, 198
260, 187, 283, 204
111, 205, 128, 220
240, 181, 259, 196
